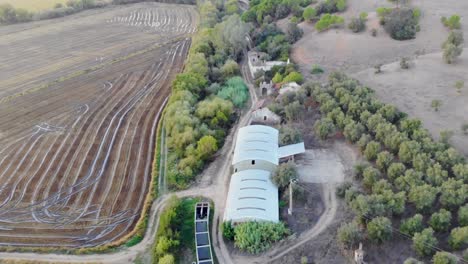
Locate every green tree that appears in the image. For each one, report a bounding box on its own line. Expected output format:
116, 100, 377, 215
283, 71, 304, 84
408, 184, 439, 212
376, 151, 394, 172
343, 121, 365, 143
315, 14, 345, 31
220, 59, 240, 80
459, 204, 468, 227
400, 214, 424, 236
272, 162, 298, 189
337, 220, 363, 249
217, 77, 249, 107
314, 117, 336, 140
367, 216, 392, 243
448, 226, 468, 250
364, 141, 381, 161
272, 72, 283, 83
303, 7, 317, 21
429, 209, 452, 232
413, 228, 438, 257
363, 167, 380, 190
383, 8, 419, 40
196, 135, 218, 160
432, 252, 457, 264
453, 164, 468, 181
442, 30, 464, 64
439, 179, 467, 208
426, 163, 448, 187
285, 101, 303, 121
455, 80, 464, 95
387, 162, 406, 181
399, 141, 421, 164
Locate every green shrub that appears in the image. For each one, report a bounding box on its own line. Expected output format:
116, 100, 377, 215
412, 228, 437, 257
222, 221, 235, 240
348, 17, 365, 33
429, 209, 452, 232
400, 214, 424, 236
314, 117, 336, 140
310, 64, 324, 74
234, 221, 289, 254
303, 7, 317, 21
432, 252, 457, 264
448, 226, 468, 250
441, 15, 461, 30
315, 14, 345, 32
367, 216, 392, 243
442, 30, 464, 64
459, 204, 468, 227
337, 220, 362, 248
383, 9, 419, 40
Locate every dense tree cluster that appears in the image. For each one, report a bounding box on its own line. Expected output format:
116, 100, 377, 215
241, 0, 314, 25
165, 2, 251, 189
311, 73, 468, 257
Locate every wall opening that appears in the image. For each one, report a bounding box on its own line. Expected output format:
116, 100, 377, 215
251, 160, 255, 165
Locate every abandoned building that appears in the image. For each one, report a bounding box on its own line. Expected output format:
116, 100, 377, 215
247, 51, 287, 78
224, 125, 305, 223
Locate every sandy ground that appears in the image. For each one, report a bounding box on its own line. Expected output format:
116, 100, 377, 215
292, 0, 468, 75
297, 149, 346, 183
353, 49, 468, 156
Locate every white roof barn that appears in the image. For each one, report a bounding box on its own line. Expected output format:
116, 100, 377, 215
224, 170, 279, 223
232, 125, 279, 166
225, 125, 306, 224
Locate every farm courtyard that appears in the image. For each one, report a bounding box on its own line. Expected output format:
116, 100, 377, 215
0, 2, 197, 248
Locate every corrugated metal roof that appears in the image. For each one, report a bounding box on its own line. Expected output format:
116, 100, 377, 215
232, 125, 279, 166
224, 170, 279, 223
278, 142, 306, 158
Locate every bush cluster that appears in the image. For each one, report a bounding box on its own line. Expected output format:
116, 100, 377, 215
382, 8, 420, 40
164, 3, 251, 189
241, 0, 314, 25
315, 14, 345, 31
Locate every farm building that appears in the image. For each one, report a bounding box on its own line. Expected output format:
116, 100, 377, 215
224, 125, 305, 223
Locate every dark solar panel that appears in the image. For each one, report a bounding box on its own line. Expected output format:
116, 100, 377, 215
197, 246, 212, 261
196, 233, 209, 246
196, 221, 208, 233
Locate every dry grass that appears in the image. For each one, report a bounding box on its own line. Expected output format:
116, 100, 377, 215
0, 0, 70, 11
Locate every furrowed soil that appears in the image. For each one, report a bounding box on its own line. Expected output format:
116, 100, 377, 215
0, 2, 197, 248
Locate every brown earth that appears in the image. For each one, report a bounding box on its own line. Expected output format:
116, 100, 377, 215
0, 3, 197, 248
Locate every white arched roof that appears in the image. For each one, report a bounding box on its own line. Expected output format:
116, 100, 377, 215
224, 170, 279, 223
232, 125, 279, 166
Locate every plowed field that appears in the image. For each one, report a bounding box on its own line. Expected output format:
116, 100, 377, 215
0, 2, 197, 248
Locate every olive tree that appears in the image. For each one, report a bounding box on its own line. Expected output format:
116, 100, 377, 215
364, 141, 382, 161
448, 226, 468, 250
367, 216, 392, 243
376, 151, 394, 172
429, 209, 452, 232
337, 220, 363, 249
412, 228, 438, 257
400, 214, 424, 236
408, 184, 439, 212
459, 204, 468, 227
432, 252, 458, 264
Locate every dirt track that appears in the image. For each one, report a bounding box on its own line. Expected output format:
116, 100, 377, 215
0, 3, 197, 248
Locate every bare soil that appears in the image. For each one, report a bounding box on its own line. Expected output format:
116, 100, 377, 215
292, 0, 468, 75
0, 3, 197, 248
352, 50, 468, 156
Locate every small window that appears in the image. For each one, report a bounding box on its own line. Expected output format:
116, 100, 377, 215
235, 168, 238, 172
251, 160, 255, 165
263, 116, 267, 121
